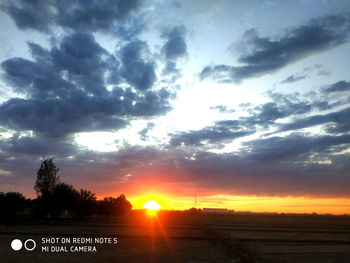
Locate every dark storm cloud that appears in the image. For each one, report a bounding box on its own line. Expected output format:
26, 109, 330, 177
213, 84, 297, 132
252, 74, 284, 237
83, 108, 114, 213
161, 25, 187, 60
119, 40, 156, 91
281, 74, 306, 84
200, 14, 350, 82
0, 32, 172, 138
324, 80, 350, 93
1, 0, 143, 35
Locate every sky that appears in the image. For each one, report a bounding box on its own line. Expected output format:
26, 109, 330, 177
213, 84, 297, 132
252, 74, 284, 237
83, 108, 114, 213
0, 0, 350, 214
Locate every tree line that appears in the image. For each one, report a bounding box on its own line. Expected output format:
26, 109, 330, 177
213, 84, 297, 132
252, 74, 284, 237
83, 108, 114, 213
0, 158, 132, 223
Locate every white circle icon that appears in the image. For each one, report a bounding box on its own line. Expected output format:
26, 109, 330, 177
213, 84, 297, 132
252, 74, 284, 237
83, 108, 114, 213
11, 239, 23, 251
24, 239, 36, 251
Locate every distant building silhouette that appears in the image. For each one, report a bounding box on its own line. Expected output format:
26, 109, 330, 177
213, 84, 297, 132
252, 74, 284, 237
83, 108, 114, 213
203, 208, 228, 214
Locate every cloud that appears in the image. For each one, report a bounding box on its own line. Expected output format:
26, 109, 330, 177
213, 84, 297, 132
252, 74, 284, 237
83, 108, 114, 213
265, 88, 346, 116
0, 33, 172, 138
54, 139, 350, 197
1, 131, 350, 198
324, 80, 350, 93
318, 69, 332, 76
170, 88, 349, 149
169, 90, 332, 148
139, 122, 155, 140
303, 64, 332, 77
242, 92, 314, 128
244, 133, 350, 161
1, 0, 143, 35
1, 0, 54, 33
119, 40, 156, 91
0, 88, 172, 138
161, 25, 187, 60
278, 107, 350, 134
51, 33, 113, 96
170, 120, 253, 147
162, 61, 181, 78
159, 26, 187, 81
210, 105, 235, 113
0, 133, 77, 156
2, 33, 114, 98
0, 96, 128, 138
281, 74, 306, 84
200, 14, 350, 82
56, 0, 142, 32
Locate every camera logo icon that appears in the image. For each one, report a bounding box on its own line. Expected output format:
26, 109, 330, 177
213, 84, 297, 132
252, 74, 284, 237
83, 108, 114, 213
11, 239, 36, 251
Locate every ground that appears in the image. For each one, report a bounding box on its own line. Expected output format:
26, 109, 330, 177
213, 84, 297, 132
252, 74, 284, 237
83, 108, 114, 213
1, 212, 350, 262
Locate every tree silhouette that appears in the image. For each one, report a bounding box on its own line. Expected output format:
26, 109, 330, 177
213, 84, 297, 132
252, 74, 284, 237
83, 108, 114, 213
34, 158, 60, 197
114, 194, 132, 214
78, 189, 97, 217
80, 189, 96, 202
31, 158, 133, 219
98, 194, 132, 216
51, 183, 80, 216
0, 192, 27, 221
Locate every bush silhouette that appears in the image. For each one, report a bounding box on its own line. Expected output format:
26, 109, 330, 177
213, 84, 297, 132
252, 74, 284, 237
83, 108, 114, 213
97, 194, 132, 217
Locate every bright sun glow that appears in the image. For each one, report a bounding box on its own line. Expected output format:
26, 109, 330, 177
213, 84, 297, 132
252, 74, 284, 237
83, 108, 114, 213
143, 200, 162, 211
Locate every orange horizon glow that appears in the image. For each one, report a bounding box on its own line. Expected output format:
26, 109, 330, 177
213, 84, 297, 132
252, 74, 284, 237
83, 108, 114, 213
124, 193, 350, 215
26, 190, 350, 215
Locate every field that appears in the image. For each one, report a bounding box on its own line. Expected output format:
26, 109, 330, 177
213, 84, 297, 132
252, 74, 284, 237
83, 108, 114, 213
1, 212, 350, 262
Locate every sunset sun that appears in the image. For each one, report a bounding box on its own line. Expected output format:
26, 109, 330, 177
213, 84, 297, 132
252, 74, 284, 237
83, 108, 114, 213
143, 200, 162, 214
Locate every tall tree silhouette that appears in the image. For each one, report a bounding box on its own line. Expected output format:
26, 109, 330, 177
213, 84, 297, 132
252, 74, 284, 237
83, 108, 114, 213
34, 158, 60, 197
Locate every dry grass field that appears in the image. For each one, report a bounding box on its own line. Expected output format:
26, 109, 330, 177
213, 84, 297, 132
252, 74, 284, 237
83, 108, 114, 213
1, 211, 350, 262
